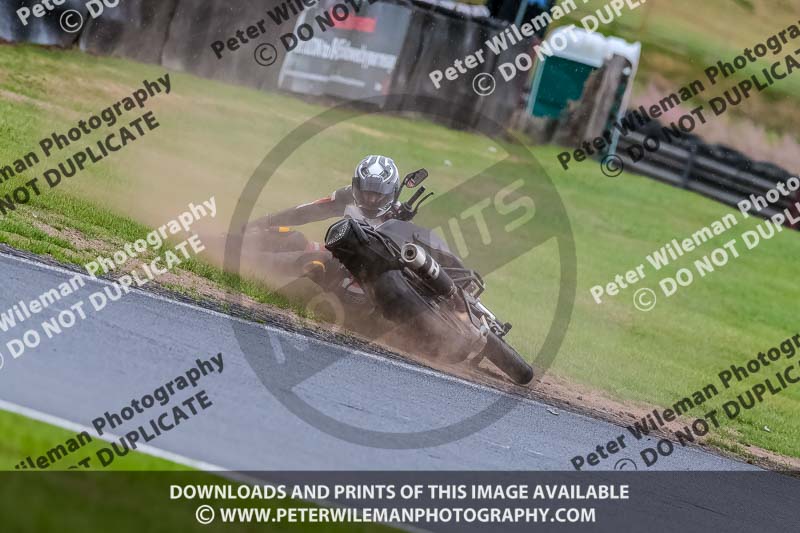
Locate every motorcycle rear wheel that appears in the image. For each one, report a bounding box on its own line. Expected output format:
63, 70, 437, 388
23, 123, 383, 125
372, 270, 472, 359
479, 332, 535, 385
372, 271, 534, 385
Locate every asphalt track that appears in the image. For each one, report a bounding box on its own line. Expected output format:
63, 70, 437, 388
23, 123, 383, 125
1, 252, 799, 532
0, 250, 745, 471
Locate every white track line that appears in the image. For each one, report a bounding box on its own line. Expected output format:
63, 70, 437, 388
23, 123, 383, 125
0, 397, 226, 471
0, 400, 429, 533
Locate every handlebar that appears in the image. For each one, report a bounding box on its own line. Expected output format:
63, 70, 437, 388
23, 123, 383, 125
405, 187, 427, 207
395, 185, 434, 221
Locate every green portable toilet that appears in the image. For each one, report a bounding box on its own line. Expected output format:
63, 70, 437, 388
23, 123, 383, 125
527, 26, 641, 119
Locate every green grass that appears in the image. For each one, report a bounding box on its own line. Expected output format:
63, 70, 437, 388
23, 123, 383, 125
0, 65, 299, 312
0, 411, 394, 533
0, 409, 183, 471
1, 43, 799, 464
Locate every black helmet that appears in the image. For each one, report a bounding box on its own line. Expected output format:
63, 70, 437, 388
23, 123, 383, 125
352, 155, 400, 218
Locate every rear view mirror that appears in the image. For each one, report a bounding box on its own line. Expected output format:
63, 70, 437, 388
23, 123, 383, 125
403, 168, 428, 188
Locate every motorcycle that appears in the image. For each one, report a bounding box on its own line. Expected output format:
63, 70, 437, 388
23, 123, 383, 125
250, 169, 535, 385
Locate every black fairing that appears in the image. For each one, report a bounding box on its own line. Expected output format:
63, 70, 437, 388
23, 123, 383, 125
325, 217, 467, 284
324, 219, 400, 282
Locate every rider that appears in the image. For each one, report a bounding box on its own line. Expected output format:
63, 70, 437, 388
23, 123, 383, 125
244, 155, 403, 291
257, 155, 402, 229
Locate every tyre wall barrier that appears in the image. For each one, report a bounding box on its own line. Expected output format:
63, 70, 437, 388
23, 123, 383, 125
618, 129, 800, 228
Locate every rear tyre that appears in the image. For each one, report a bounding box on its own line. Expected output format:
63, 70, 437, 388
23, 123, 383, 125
480, 332, 534, 385
371, 270, 475, 362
